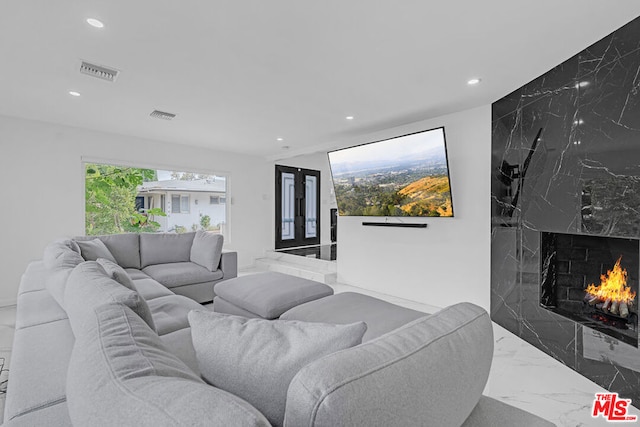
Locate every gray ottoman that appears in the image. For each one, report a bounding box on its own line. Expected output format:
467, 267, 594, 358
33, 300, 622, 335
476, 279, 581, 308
280, 292, 429, 341
213, 272, 334, 319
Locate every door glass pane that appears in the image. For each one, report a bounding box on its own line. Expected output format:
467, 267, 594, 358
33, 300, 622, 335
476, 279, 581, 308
305, 175, 317, 239
282, 172, 295, 240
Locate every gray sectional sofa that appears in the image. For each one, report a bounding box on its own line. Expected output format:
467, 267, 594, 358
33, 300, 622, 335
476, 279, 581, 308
73, 231, 237, 303
3, 234, 555, 426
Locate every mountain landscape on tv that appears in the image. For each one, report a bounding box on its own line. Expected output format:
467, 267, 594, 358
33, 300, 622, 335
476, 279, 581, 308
329, 129, 453, 217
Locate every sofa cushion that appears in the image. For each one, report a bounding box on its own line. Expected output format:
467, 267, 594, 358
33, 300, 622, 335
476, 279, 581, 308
124, 268, 149, 280
139, 232, 195, 268
4, 318, 74, 423
67, 303, 270, 427
190, 230, 224, 272
19, 261, 48, 295
15, 289, 68, 330
3, 400, 72, 427
284, 302, 493, 427
160, 327, 200, 376
188, 311, 366, 427
42, 240, 85, 307
214, 272, 333, 319
143, 262, 223, 288
64, 261, 155, 333
147, 294, 204, 335
74, 234, 141, 269
76, 239, 117, 263
281, 292, 428, 341
96, 258, 136, 290
132, 278, 174, 300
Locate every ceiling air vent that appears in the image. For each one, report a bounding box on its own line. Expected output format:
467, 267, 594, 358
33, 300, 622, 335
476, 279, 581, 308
79, 61, 120, 82
150, 110, 176, 120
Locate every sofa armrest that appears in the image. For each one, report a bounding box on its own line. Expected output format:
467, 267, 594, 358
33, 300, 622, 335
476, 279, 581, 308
284, 303, 493, 427
220, 251, 238, 279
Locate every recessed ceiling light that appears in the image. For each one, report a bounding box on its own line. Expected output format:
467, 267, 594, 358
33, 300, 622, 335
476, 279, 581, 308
68, 91, 81, 97
86, 18, 104, 28
345, 116, 354, 120
467, 78, 481, 85
277, 137, 284, 141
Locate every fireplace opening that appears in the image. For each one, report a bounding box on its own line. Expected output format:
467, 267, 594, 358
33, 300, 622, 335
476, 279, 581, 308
540, 232, 639, 347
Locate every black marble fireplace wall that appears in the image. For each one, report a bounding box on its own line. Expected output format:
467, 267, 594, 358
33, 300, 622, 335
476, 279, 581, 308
491, 15, 640, 404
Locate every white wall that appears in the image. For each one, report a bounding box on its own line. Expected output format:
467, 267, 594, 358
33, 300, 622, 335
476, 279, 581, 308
0, 115, 272, 305
335, 105, 491, 309
272, 153, 337, 247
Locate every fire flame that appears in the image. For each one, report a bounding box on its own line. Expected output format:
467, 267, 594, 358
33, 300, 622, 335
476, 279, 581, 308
585, 256, 636, 305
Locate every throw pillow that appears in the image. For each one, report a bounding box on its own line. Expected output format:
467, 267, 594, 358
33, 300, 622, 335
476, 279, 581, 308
76, 239, 117, 263
190, 230, 224, 272
188, 311, 367, 427
96, 258, 136, 291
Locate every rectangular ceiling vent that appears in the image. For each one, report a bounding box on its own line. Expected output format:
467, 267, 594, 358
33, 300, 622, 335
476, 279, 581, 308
150, 110, 177, 120
79, 61, 120, 82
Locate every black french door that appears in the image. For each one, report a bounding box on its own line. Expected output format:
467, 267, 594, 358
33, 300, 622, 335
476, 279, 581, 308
275, 165, 320, 249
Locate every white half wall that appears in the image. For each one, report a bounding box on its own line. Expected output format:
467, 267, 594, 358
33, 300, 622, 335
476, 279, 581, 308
0, 115, 272, 305
336, 105, 491, 310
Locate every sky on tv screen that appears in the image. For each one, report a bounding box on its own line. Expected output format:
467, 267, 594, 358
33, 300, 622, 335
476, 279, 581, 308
328, 127, 453, 217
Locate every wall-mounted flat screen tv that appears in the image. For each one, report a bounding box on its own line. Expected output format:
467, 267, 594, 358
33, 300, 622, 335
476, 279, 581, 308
328, 126, 453, 217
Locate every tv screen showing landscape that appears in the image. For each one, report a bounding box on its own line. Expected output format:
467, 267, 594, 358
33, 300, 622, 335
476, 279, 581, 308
328, 127, 453, 217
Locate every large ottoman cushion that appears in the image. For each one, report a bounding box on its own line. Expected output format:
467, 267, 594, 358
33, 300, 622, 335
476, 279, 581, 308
281, 292, 428, 341
143, 262, 223, 288
213, 296, 262, 318
214, 272, 334, 319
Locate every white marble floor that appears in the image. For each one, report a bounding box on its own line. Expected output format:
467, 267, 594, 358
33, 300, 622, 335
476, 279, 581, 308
1, 277, 637, 426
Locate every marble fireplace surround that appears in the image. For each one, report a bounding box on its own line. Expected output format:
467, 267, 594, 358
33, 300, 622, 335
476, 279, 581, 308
491, 16, 640, 405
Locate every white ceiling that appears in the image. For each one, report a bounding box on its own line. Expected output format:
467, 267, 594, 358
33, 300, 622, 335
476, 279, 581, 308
1, 1, 639, 158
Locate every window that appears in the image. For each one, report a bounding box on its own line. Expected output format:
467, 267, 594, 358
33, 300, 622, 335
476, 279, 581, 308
84, 162, 228, 238
171, 195, 181, 213
180, 195, 190, 213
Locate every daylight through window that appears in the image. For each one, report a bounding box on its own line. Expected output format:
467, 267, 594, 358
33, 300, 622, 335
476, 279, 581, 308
85, 163, 228, 236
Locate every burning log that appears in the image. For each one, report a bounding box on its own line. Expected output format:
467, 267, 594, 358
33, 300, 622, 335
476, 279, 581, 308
620, 302, 629, 318
587, 296, 599, 306
610, 300, 619, 315
584, 256, 637, 318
